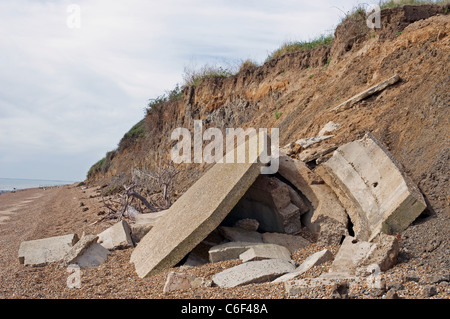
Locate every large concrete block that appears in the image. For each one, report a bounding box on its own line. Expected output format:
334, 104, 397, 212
97, 220, 134, 250
130, 135, 264, 278
219, 226, 263, 243
18, 234, 79, 266
319, 133, 427, 240
212, 259, 296, 288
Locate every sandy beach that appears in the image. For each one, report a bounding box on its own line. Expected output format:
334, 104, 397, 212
0, 184, 448, 299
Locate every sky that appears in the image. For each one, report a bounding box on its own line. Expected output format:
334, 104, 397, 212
0, 0, 373, 182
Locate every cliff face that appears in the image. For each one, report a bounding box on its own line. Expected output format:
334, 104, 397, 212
87, 4, 449, 214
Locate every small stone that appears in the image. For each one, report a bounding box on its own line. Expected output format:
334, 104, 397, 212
424, 285, 437, 297
234, 219, 260, 232
385, 289, 401, 299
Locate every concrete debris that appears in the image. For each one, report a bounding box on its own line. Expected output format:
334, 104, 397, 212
208, 242, 265, 263
97, 220, 134, 250
239, 244, 292, 263
234, 218, 259, 231
59, 234, 99, 267
163, 271, 212, 294
318, 121, 341, 136
225, 175, 304, 234
212, 259, 296, 288
273, 249, 333, 283
130, 223, 153, 244
18, 234, 79, 266
295, 135, 334, 149
330, 235, 399, 275
317, 133, 427, 241
261, 232, 310, 254
219, 226, 263, 243
130, 134, 264, 278
69, 242, 110, 268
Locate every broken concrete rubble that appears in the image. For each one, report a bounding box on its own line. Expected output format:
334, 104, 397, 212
219, 226, 263, 243
295, 135, 334, 149
330, 235, 398, 275
239, 244, 292, 263
18, 234, 79, 266
273, 249, 333, 283
163, 271, 212, 294
97, 220, 134, 250
59, 234, 99, 267
317, 133, 427, 241
208, 242, 265, 263
225, 175, 304, 234
70, 242, 110, 268
261, 232, 310, 254
212, 259, 296, 288
234, 218, 259, 231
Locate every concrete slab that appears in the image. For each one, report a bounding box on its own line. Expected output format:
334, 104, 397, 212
274, 249, 333, 282
18, 234, 79, 266
319, 133, 427, 240
71, 242, 110, 268
212, 259, 296, 288
97, 220, 134, 250
239, 244, 292, 263
60, 234, 98, 267
208, 242, 265, 263
261, 232, 310, 254
219, 226, 263, 243
130, 135, 264, 278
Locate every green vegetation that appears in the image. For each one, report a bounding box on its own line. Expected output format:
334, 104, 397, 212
274, 109, 283, 120
183, 64, 235, 87
266, 34, 334, 62
380, 0, 449, 9
146, 84, 183, 115
118, 119, 146, 152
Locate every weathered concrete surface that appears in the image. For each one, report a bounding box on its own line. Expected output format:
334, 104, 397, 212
71, 242, 110, 268
295, 135, 334, 149
319, 121, 340, 136
130, 136, 264, 278
219, 226, 263, 243
212, 259, 296, 288
239, 244, 291, 263
60, 234, 98, 267
18, 234, 79, 266
134, 210, 168, 225
261, 232, 310, 254
285, 275, 361, 296
317, 133, 427, 241
97, 220, 134, 250
130, 223, 153, 244
208, 242, 265, 263
330, 235, 398, 275
274, 249, 333, 283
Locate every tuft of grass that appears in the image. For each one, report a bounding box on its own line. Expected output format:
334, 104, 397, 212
239, 59, 259, 73
274, 109, 283, 120
146, 84, 183, 115
183, 64, 235, 87
266, 34, 334, 62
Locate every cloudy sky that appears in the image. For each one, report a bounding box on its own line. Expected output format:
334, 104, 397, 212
0, 0, 371, 182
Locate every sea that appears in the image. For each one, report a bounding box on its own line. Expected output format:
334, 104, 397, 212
0, 178, 76, 193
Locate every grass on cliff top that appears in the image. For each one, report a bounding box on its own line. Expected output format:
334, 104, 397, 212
380, 0, 449, 9
266, 34, 334, 62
